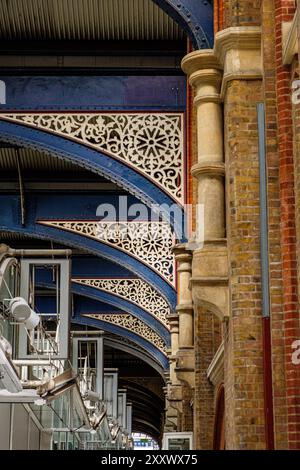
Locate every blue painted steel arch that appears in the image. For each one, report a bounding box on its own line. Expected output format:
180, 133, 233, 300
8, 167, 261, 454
0, 119, 184, 235
153, 0, 213, 49
72, 282, 170, 344
37, 279, 170, 344
0, 191, 176, 307
72, 316, 168, 370
0, 225, 176, 309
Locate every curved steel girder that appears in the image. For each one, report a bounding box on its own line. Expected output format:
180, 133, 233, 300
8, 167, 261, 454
104, 338, 165, 378
72, 317, 169, 370
120, 382, 164, 409
152, 0, 213, 49
37, 278, 170, 344
123, 386, 164, 437
0, 119, 184, 235
132, 418, 161, 439
71, 282, 170, 344
0, 223, 176, 309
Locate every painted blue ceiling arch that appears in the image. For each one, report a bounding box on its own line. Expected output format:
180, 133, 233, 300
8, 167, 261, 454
0, 225, 176, 310
72, 316, 168, 370
152, 0, 213, 49
0, 118, 183, 235
72, 282, 170, 343
0, 194, 176, 302
104, 337, 165, 378
36, 278, 170, 344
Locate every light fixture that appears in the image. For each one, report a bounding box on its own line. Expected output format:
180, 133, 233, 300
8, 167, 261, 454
90, 429, 97, 435
9, 297, 40, 329
34, 398, 46, 406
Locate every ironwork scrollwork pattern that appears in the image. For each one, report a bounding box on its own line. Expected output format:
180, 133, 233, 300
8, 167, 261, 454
73, 278, 171, 327
1, 113, 184, 204
38, 220, 175, 286
83, 313, 167, 354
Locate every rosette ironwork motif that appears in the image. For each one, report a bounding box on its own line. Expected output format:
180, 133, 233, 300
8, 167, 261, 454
1, 113, 184, 204
38, 220, 175, 286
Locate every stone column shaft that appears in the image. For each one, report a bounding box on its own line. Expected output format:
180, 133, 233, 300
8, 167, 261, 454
186, 62, 225, 242
167, 313, 179, 385
173, 246, 193, 349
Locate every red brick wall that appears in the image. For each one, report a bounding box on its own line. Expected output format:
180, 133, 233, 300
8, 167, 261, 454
274, 0, 300, 449
214, 0, 224, 32
291, 56, 300, 448
261, 0, 289, 449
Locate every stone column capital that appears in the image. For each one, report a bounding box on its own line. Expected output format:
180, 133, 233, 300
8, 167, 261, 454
166, 312, 179, 330
181, 50, 222, 77
176, 304, 193, 314
182, 51, 222, 104
189, 69, 222, 89
172, 243, 192, 261
214, 26, 262, 98
172, 244, 193, 275
181, 27, 262, 101
214, 26, 261, 63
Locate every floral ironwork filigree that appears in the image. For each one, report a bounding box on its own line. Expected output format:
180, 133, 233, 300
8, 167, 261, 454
73, 278, 171, 327
83, 313, 167, 354
38, 220, 175, 286
1, 113, 184, 203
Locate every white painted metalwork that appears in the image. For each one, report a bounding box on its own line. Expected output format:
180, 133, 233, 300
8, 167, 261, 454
1, 113, 184, 204
83, 313, 167, 354
72, 278, 171, 327
38, 220, 175, 286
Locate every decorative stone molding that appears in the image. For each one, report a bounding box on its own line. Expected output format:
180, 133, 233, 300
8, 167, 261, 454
72, 278, 171, 327
214, 26, 262, 98
206, 342, 224, 387
173, 244, 194, 352
83, 313, 167, 355
0, 112, 185, 204
167, 312, 180, 385
182, 26, 262, 100
38, 220, 175, 286
191, 240, 229, 321
182, 49, 225, 242
166, 312, 179, 331
175, 349, 195, 389
282, 13, 298, 65
191, 162, 225, 178
181, 50, 221, 76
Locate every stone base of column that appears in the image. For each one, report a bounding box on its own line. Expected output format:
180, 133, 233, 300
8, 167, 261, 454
164, 385, 183, 432
191, 239, 228, 320
175, 347, 195, 389
165, 381, 194, 433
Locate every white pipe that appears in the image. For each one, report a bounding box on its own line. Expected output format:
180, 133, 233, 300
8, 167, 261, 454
7, 248, 72, 257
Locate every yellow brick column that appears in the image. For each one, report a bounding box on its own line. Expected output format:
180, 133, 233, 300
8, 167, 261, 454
215, 26, 265, 450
